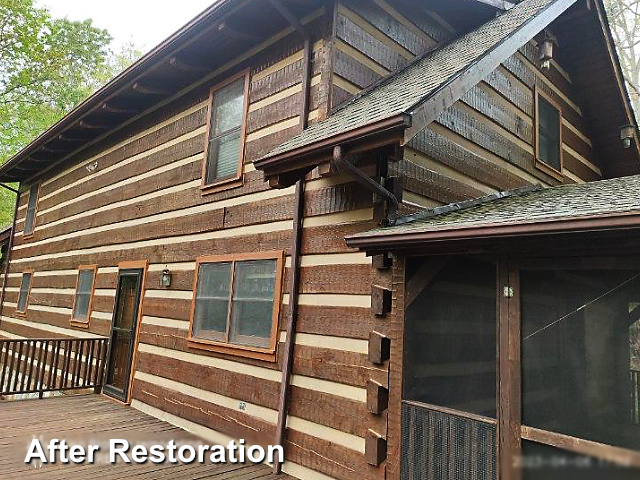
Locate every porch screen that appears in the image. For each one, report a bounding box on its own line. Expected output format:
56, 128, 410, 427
521, 267, 640, 452
404, 256, 497, 417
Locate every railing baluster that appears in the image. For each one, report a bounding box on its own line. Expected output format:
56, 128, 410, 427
19, 341, 33, 393
0, 340, 11, 394
49, 340, 61, 391
73, 340, 83, 388
36, 340, 47, 394
85, 341, 94, 387
11, 341, 23, 392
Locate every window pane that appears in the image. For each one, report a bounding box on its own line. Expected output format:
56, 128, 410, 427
205, 128, 241, 184
73, 294, 90, 321
229, 260, 277, 348
17, 272, 32, 312
521, 267, 640, 451
24, 184, 39, 235
212, 78, 244, 135
538, 97, 561, 170
404, 256, 497, 418
193, 262, 232, 341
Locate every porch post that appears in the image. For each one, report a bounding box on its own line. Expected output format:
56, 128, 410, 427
498, 261, 522, 480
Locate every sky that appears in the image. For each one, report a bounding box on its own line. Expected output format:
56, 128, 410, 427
39, 0, 219, 53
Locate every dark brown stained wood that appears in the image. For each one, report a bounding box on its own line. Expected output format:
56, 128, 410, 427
341, 0, 433, 55
372, 252, 392, 270
38, 108, 207, 200
365, 429, 387, 466
132, 379, 275, 448
335, 10, 408, 73
562, 148, 601, 182
247, 85, 320, 134
304, 180, 372, 217
369, 331, 390, 365
284, 428, 384, 480
27, 292, 74, 309
498, 262, 522, 480
409, 128, 530, 191
435, 105, 556, 183
395, 159, 487, 204
330, 84, 353, 111
367, 379, 389, 414
136, 351, 279, 408
2, 304, 112, 337
486, 67, 534, 116
562, 124, 599, 168
461, 84, 533, 144
371, 285, 391, 316
245, 123, 301, 162
333, 49, 383, 89
289, 263, 373, 295
137, 323, 285, 371
296, 304, 382, 339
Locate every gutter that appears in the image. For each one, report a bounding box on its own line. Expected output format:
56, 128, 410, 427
345, 210, 640, 250
0, 190, 21, 326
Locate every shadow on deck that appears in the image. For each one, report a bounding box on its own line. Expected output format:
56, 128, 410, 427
0, 394, 287, 479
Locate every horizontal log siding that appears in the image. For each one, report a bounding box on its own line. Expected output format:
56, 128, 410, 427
401, 44, 602, 208
5, 13, 386, 478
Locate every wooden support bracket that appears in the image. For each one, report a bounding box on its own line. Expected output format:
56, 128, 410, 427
369, 331, 390, 364
371, 285, 392, 317
367, 379, 389, 414
365, 430, 387, 466
372, 252, 392, 270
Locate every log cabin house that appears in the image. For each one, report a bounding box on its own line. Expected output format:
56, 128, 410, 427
0, 0, 639, 478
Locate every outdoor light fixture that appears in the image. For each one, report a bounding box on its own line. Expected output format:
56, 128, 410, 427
161, 268, 172, 287
621, 124, 637, 149
538, 31, 557, 70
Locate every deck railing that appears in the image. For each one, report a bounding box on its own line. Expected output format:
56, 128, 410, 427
0, 338, 108, 398
632, 370, 640, 424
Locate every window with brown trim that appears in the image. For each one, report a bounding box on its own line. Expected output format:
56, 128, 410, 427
535, 90, 563, 177
188, 251, 284, 359
16, 271, 33, 314
71, 265, 98, 325
23, 183, 40, 237
202, 71, 249, 192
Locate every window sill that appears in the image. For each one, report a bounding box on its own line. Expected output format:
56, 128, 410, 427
14, 310, 27, 317
70, 318, 91, 329
200, 176, 243, 196
187, 337, 277, 362
534, 158, 564, 181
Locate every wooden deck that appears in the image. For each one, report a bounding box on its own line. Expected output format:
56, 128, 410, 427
0, 394, 288, 479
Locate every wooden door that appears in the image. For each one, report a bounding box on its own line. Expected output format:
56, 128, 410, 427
103, 268, 144, 402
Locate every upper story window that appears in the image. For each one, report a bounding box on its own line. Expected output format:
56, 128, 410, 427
16, 271, 33, 314
71, 265, 97, 325
188, 252, 284, 360
23, 183, 40, 237
536, 90, 563, 176
202, 71, 249, 192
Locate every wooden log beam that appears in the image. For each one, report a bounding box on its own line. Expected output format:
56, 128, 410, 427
78, 120, 110, 130
132, 82, 169, 96
217, 22, 259, 42
101, 103, 138, 114
168, 56, 208, 74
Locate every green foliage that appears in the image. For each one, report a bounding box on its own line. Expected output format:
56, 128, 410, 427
0, 0, 142, 226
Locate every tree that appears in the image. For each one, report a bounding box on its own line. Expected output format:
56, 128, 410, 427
0, 0, 141, 227
604, 0, 640, 114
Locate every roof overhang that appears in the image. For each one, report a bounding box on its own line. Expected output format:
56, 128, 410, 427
345, 210, 640, 254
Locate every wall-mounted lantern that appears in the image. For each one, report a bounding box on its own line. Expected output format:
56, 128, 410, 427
161, 268, 172, 287
538, 31, 557, 70
621, 124, 637, 149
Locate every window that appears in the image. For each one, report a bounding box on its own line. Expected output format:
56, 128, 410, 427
71, 265, 97, 325
16, 271, 33, 314
23, 183, 40, 237
202, 71, 249, 191
535, 90, 563, 175
188, 252, 284, 360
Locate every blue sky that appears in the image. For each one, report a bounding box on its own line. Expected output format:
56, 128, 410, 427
40, 0, 217, 53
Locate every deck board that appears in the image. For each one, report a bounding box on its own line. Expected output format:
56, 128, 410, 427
0, 394, 288, 479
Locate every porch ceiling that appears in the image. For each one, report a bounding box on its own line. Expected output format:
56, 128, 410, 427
345, 174, 640, 250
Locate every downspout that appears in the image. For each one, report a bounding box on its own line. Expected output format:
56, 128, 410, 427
270, 0, 311, 474
0, 187, 21, 328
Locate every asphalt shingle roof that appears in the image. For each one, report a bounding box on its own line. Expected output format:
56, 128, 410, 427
350, 175, 640, 239
262, 0, 562, 160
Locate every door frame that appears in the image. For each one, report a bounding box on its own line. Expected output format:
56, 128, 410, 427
103, 260, 147, 404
